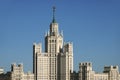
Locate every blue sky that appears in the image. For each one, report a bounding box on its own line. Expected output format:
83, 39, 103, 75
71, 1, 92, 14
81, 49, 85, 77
0, 0, 120, 72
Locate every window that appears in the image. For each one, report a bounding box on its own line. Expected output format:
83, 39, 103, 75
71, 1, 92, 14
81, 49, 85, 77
52, 40, 54, 42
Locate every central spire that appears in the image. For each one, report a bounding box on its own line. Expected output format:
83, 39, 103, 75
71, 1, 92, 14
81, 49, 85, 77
52, 6, 56, 23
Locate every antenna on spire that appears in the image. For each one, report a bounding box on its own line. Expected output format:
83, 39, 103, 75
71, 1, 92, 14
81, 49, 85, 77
52, 6, 56, 23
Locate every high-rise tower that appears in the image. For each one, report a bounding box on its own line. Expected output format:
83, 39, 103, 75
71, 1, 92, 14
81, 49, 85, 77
33, 7, 73, 80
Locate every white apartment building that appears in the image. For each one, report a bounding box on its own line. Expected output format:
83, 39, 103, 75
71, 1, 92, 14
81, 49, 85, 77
78, 62, 120, 80
11, 63, 34, 80
33, 7, 73, 80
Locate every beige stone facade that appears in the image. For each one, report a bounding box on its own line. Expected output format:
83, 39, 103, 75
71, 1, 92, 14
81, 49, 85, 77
33, 14, 73, 80
71, 62, 120, 80
11, 63, 34, 80
32, 7, 73, 80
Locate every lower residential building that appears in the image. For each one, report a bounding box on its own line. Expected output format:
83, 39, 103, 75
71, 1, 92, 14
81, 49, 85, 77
71, 62, 120, 80
0, 63, 34, 80
0, 62, 120, 80
11, 63, 34, 80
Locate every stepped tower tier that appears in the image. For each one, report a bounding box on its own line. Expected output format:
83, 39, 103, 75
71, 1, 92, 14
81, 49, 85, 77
45, 7, 63, 54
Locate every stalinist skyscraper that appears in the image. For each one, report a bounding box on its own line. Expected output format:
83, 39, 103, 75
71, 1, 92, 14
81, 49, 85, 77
33, 7, 73, 80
